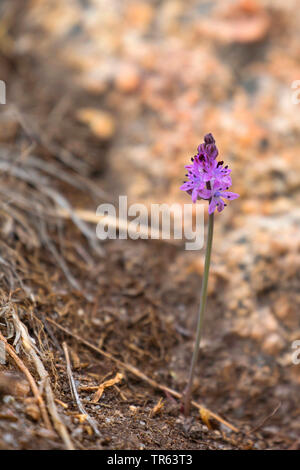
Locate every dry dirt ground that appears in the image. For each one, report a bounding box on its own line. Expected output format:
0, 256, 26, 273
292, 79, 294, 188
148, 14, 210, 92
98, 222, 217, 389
0, 0, 299, 450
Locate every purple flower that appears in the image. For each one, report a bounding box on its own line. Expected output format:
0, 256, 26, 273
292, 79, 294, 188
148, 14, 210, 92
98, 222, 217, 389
180, 133, 239, 213
198, 181, 240, 214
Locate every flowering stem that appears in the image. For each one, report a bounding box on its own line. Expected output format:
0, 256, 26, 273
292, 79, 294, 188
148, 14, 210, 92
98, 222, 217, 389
183, 212, 214, 416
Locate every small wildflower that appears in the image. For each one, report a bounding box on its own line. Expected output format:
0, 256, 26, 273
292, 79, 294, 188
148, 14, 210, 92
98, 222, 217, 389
180, 134, 239, 213
198, 182, 239, 214
181, 133, 240, 416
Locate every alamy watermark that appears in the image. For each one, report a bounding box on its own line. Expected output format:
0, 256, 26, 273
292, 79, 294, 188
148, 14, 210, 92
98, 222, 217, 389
96, 196, 204, 250
0, 340, 6, 364
291, 340, 300, 365
0, 80, 6, 104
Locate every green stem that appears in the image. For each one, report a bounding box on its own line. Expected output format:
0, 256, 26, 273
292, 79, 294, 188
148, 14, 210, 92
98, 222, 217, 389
183, 212, 214, 416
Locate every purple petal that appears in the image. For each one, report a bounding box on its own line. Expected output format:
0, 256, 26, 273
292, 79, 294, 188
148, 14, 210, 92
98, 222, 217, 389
198, 188, 211, 199
217, 199, 225, 212
216, 176, 232, 189
197, 143, 206, 154
180, 182, 193, 191
212, 180, 221, 191
191, 188, 198, 203
206, 144, 218, 159
220, 191, 240, 200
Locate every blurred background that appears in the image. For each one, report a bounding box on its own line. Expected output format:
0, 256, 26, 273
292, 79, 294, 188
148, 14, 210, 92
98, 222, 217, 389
0, 0, 299, 450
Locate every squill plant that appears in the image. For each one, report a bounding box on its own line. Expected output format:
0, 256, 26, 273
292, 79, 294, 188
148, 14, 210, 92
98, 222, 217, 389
180, 133, 239, 416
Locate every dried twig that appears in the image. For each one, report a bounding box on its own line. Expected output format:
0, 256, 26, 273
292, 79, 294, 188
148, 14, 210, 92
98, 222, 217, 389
62, 342, 101, 438
149, 397, 164, 417
92, 372, 123, 403
48, 318, 239, 433
11, 314, 74, 450
250, 401, 281, 434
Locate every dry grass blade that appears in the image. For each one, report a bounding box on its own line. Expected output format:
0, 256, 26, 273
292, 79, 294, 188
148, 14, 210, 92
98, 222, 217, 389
38, 218, 81, 292
62, 342, 101, 438
250, 402, 281, 434
11, 313, 74, 450
40, 187, 104, 257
